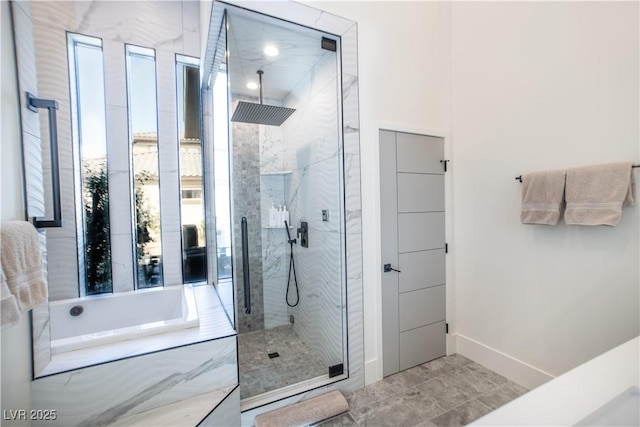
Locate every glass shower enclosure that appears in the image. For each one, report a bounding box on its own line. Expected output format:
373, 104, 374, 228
203, 2, 349, 405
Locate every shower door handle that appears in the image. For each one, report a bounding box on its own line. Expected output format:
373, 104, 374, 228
383, 264, 401, 273
241, 216, 251, 314
26, 92, 63, 228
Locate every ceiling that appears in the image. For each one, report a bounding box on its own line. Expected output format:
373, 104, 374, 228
226, 9, 335, 101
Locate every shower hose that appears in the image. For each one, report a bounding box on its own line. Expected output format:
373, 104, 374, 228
284, 221, 300, 307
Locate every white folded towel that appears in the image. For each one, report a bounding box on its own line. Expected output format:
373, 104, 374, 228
565, 162, 636, 226
521, 169, 566, 225
0, 221, 48, 323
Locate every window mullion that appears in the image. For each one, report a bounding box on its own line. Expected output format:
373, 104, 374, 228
102, 40, 136, 293
156, 50, 183, 286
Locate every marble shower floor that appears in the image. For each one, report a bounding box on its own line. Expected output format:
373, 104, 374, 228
238, 325, 327, 399
318, 354, 528, 427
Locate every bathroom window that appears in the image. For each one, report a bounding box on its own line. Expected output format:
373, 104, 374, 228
67, 33, 112, 295
213, 67, 232, 280
67, 39, 208, 295
126, 45, 164, 289
177, 55, 207, 284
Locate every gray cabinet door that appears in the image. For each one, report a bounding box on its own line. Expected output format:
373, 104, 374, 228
380, 130, 446, 377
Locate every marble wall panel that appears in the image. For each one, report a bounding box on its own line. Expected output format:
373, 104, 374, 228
200, 386, 241, 427
31, 336, 237, 427
259, 117, 285, 173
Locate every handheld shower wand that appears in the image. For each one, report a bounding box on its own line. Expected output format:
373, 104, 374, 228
284, 220, 295, 244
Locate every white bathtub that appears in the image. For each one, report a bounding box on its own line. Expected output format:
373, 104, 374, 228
49, 285, 199, 354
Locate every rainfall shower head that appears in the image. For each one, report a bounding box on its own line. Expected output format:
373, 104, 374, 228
231, 70, 296, 126
232, 102, 296, 126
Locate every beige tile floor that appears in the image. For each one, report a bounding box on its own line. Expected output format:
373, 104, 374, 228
318, 354, 528, 427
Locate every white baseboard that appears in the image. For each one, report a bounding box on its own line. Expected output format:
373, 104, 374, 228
447, 333, 457, 355
454, 333, 554, 390
364, 358, 379, 386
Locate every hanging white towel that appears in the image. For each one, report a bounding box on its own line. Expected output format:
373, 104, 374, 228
1, 267, 21, 329
565, 162, 636, 226
0, 221, 47, 320
521, 169, 566, 225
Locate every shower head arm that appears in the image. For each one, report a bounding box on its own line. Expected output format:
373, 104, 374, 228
257, 70, 264, 105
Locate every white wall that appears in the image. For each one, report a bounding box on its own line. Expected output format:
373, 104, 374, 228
451, 1, 639, 384
306, 0, 639, 388
302, 0, 452, 384
1, 0, 32, 424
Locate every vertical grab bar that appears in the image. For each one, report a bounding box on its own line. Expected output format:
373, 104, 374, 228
241, 216, 251, 314
26, 92, 62, 228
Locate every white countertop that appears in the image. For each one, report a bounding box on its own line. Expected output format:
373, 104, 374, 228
472, 336, 639, 426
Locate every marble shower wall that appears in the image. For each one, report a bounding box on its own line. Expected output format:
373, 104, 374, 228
230, 95, 291, 331
231, 102, 291, 330
260, 124, 291, 329
231, 108, 264, 333
281, 49, 344, 368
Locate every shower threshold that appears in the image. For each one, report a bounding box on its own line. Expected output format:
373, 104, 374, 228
240, 373, 347, 412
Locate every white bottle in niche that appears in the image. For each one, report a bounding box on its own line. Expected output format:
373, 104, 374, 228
283, 205, 290, 227
276, 205, 283, 228
269, 204, 277, 228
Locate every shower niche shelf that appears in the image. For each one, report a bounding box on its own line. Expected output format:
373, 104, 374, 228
260, 171, 292, 176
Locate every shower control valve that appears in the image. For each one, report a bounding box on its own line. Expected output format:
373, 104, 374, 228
297, 221, 309, 248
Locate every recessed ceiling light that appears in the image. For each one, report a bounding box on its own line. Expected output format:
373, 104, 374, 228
246, 81, 259, 90
263, 45, 279, 57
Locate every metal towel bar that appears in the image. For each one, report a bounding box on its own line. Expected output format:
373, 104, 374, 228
27, 92, 62, 228
516, 164, 639, 182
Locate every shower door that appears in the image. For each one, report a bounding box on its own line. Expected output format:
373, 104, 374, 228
204, 2, 348, 404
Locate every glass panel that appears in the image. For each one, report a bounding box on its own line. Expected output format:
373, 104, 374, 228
177, 55, 207, 284
126, 45, 163, 289
67, 33, 112, 295
213, 67, 232, 280
223, 7, 345, 400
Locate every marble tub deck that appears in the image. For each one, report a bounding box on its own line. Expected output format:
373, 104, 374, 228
318, 354, 528, 427
38, 284, 235, 377
239, 325, 327, 399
